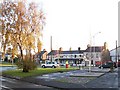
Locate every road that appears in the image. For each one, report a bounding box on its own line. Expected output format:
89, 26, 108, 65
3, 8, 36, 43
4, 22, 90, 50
84, 68, 119, 88
0, 76, 58, 90
0, 66, 17, 72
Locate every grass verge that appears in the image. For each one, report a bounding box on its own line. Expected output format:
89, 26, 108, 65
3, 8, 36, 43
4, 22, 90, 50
2, 68, 77, 78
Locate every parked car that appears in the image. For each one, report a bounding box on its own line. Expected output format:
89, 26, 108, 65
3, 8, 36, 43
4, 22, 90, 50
60, 63, 65, 66
77, 62, 86, 67
41, 61, 59, 68
116, 60, 120, 67
95, 61, 101, 67
98, 61, 116, 68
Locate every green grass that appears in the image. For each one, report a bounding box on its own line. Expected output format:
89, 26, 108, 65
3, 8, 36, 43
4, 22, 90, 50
2, 68, 77, 78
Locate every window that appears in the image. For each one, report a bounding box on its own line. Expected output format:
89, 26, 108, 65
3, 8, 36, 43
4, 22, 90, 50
74, 55, 77, 58
91, 54, 93, 58
52, 62, 55, 64
91, 60, 93, 64
60, 56, 63, 58
86, 54, 89, 58
96, 54, 99, 58
46, 62, 49, 64
66, 55, 67, 58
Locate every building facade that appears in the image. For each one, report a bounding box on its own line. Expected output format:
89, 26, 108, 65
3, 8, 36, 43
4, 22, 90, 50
35, 50, 48, 64
84, 46, 103, 66
110, 46, 120, 62
47, 49, 85, 66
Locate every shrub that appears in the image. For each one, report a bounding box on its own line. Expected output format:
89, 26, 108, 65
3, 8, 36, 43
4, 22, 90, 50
16, 58, 37, 72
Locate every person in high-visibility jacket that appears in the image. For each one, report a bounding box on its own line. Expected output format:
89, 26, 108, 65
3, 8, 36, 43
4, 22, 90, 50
66, 60, 69, 68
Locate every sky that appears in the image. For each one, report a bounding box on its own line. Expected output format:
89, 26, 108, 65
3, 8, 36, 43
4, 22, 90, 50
30, 0, 119, 52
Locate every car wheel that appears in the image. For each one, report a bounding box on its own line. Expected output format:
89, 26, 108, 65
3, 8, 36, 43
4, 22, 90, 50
52, 66, 56, 68
42, 65, 45, 68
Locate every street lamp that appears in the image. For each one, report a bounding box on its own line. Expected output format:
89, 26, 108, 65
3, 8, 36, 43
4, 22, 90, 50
89, 31, 101, 72
93, 32, 101, 66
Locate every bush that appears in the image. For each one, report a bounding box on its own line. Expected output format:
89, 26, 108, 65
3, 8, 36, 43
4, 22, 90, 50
16, 58, 37, 72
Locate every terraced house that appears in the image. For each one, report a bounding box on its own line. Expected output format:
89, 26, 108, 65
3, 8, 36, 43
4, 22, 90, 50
47, 48, 85, 66
36, 42, 110, 66
35, 49, 48, 64
83, 45, 103, 66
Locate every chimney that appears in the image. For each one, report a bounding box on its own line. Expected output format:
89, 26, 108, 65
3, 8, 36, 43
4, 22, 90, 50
59, 47, 63, 52
78, 47, 81, 52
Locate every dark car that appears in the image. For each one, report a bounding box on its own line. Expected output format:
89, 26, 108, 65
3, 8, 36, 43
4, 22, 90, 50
98, 62, 115, 68
117, 60, 120, 67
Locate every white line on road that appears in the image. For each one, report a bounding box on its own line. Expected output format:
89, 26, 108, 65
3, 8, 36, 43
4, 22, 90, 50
1, 85, 13, 90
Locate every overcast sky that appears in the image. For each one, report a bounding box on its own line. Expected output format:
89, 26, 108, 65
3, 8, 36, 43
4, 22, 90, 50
30, 0, 119, 51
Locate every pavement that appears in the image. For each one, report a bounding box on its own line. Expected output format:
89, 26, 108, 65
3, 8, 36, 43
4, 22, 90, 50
2, 67, 119, 90
69, 72, 104, 77
69, 67, 109, 77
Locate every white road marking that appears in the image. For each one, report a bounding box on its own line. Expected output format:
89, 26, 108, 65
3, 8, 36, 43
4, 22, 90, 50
1, 85, 13, 90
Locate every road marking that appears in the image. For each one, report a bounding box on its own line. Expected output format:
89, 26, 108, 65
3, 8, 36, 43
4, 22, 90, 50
1, 85, 13, 90
1, 78, 16, 84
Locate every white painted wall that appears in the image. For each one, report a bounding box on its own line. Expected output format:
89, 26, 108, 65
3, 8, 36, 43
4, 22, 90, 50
84, 52, 102, 65
48, 53, 84, 62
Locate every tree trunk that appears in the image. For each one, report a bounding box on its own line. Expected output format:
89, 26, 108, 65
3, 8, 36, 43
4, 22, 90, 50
2, 43, 6, 60
17, 43, 23, 60
22, 62, 29, 72
23, 66, 29, 72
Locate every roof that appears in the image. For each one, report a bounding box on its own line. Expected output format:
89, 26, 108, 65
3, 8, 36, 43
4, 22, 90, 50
110, 46, 120, 52
37, 51, 47, 56
60, 50, 85, 54
48, 50, 85, 55
85, 46, 103, 52
48, 50, 58, 55
55, 58, 81, 61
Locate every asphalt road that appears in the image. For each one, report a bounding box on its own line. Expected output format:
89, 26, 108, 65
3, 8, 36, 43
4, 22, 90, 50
84, 68, 119, 88
0, 76, 58, 90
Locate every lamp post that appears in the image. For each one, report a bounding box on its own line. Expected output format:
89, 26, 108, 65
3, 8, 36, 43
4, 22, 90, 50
89, 31, 101, 72
93, 32, 101, 66
50, 36, 52, 62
